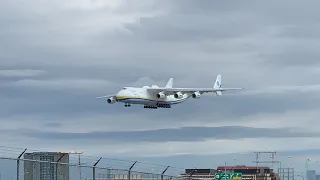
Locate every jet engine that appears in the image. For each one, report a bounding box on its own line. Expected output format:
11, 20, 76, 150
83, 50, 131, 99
107, 97, 116, 104
157, 92, 166, 98
174, 92, 183, 98
192, 91, 201, 98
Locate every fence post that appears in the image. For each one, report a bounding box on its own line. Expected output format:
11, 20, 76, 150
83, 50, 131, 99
55, 153, 67, 180
188, 169, 197, 180
93, 157, 102, 180
16, 148, 27, 180
128, 161, 137, 180
161, 166, 170, 180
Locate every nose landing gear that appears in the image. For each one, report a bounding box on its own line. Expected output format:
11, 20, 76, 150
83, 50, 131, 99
125, 103, 131, 107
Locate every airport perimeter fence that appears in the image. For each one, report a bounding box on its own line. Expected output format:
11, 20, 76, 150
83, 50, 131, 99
0, 156, 182, 180
0, 147, 184, 180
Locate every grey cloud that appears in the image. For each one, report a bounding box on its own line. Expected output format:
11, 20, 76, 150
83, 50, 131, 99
123, 13, 262, 42
0, 69, 46, 77
44, 122, 62, 128
277, 24, 320, 39
15, 126, 320, 143
260, 49, 320, 67
0, 85, 318, 123
1, 0, 320, 169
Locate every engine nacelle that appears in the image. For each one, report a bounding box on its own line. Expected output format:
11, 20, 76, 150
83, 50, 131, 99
192, 91, 201, 98
107, 97, 116, 104
157, 92, 166, 98
174, 92, 183, 99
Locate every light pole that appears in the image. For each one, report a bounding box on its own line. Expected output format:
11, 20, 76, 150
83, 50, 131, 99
306, 158, 311, 180
288, 156, 291, 168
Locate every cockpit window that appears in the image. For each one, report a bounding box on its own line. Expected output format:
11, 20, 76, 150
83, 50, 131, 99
123, 87, 127, 89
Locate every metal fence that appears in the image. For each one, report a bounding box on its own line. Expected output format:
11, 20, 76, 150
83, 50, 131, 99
0, 145, 183, 180
0, 156, 181, 180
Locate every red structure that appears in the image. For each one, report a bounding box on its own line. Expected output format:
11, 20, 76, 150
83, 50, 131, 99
216, 165, 273, 174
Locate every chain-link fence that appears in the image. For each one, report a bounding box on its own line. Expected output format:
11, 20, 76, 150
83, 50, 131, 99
0, 147, 183, 180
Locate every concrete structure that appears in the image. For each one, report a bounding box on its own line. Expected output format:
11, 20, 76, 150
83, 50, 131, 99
24, 152, 69, 180
307, 170, 316, 180
315, 175, 320, 180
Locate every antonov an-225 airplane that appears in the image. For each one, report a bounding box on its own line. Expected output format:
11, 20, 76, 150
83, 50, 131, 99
97, 75, 243, 109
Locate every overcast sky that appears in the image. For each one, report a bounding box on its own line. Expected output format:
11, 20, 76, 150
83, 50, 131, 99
1, 0, 320, 178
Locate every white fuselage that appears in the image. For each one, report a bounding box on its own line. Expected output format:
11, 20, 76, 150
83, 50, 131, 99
115, 87, 191, 106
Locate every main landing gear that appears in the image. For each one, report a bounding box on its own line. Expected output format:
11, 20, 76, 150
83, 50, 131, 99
125, 103, 131, 107
143, 103, 171, 109
144, 105, 157, 109
157, 103, 171, 108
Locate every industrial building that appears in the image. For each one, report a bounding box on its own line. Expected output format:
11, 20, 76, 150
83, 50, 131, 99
307, 170, 316, 180
24, 152, 69, 180
181, 166, 280, 180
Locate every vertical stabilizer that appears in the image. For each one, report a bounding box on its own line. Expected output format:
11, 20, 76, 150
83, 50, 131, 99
214, 74, 222, 95
165, 78, 173, 88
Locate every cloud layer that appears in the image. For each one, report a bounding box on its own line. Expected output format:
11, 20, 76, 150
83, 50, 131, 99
1, 0, 320, 176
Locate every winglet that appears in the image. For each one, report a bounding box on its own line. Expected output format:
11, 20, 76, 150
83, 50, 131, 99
165, 78, 173, 88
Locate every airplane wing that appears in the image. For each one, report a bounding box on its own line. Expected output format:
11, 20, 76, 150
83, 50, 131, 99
147, 87, 243, 95
96, 94, 116, 99
147, 74, 243, 95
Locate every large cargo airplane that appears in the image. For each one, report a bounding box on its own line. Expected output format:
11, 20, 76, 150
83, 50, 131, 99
96, 75, 243, 109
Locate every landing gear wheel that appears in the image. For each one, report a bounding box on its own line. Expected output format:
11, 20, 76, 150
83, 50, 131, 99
144, 105, 157, 109
156, 103, 171, 108
125, 103, 131, 107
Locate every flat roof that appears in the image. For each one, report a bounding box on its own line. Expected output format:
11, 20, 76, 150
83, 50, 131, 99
217, 166, 270, 170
